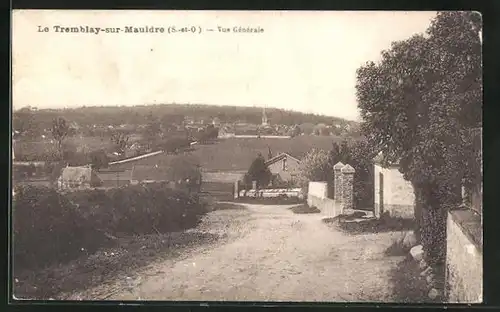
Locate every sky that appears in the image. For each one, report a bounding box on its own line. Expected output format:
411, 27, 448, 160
12, 10, 437, 121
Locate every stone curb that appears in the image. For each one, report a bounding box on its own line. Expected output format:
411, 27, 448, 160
408, 244, 443, 301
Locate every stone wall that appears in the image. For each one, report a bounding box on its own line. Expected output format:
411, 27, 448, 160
333, 162, 344, 201
240, 188, 303, 199
445, 210, 482, 303
341, 164, 355, 211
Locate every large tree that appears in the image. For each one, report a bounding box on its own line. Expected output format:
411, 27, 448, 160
51, 117, 70, 160
13, 107, 37, 137
244, 153, 272, 189
110, 132, 129, 155
355, 11, 482, 265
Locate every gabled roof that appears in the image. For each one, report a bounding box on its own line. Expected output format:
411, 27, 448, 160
60, 166, 102, 185
265, 152, 302, 166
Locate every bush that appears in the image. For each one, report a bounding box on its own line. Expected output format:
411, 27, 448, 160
297, 148, 333, 194
66, 184, 206, 235
13, 183, 208, 272
289, 204, 320, 214
12, 185, 107, 271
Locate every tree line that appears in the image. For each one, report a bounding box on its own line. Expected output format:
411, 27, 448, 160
13, 104, 351, 138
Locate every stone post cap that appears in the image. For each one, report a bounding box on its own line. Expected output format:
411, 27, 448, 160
341, 164, 355, 173
333, 162, 345, 170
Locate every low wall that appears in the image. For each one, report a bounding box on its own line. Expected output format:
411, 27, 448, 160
308, 181, 328, 199
445, 209, 482, 303
307, 195, 342, 218
239, 188, 303, 199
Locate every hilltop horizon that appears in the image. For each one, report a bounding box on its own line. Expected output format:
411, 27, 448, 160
14, 102, 359, 123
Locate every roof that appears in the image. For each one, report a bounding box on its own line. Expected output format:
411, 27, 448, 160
131, 165, 172, 182
265, 152, 302, 166
60, 166, 102, 184
130, 164, 201, 182
96, 169, 134, 181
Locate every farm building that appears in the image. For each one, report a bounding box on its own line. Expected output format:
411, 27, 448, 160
106, 151, 202, 191
96, 168, 134, 187
58, 165, 103, 190
373, 152, 415, 219
131, 165, 172, 183
265, 152, 302, 185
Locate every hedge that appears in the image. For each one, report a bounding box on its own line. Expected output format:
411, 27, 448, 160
12, 184, 208, 272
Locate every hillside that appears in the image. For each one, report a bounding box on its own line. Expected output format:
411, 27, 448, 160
14, 104, 356, 131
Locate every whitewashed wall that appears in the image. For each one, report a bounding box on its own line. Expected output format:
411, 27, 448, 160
308, 181, 328, 199
374, 164, 415, 218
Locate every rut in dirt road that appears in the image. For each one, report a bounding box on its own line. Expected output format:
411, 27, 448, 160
90, 203, 404, 302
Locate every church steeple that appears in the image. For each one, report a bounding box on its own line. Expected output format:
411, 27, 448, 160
262, 106, 269, 126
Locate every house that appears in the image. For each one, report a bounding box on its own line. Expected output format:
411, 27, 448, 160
373, 152, 415, 219
58, 165, 102, 190
265, 152, 302, 185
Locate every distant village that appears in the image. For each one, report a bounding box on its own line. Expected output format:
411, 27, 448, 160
12, 105, 358, 192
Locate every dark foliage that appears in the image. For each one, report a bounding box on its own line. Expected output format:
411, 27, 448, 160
243, 153, 272, 189
12, 184, 207, 272
355, 12, 482, 266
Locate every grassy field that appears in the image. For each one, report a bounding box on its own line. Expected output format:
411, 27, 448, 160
14, 136, 113, 158
14, 135, 145, 160
109, 135, 341, 174
191, 135, 342, 171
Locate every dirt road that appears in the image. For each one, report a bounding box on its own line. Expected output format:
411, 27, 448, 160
68, 203, 405, 302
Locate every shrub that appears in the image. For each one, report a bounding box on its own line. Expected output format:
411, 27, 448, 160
289, 204, 320, 214
13, 183, 208, 272
66, 184, 206, 235
297, 148, 332, 194
12, 185, 107, 271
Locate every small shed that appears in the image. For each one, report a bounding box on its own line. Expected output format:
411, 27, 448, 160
58, 165, 103, 190
373, 152, 415, 219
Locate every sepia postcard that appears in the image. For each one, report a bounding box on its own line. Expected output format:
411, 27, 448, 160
11, 10, 482, 303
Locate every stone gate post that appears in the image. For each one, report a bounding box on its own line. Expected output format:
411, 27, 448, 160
234, 180, 240, 199
333, 162, 345, 202
341, 164, 355, 212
